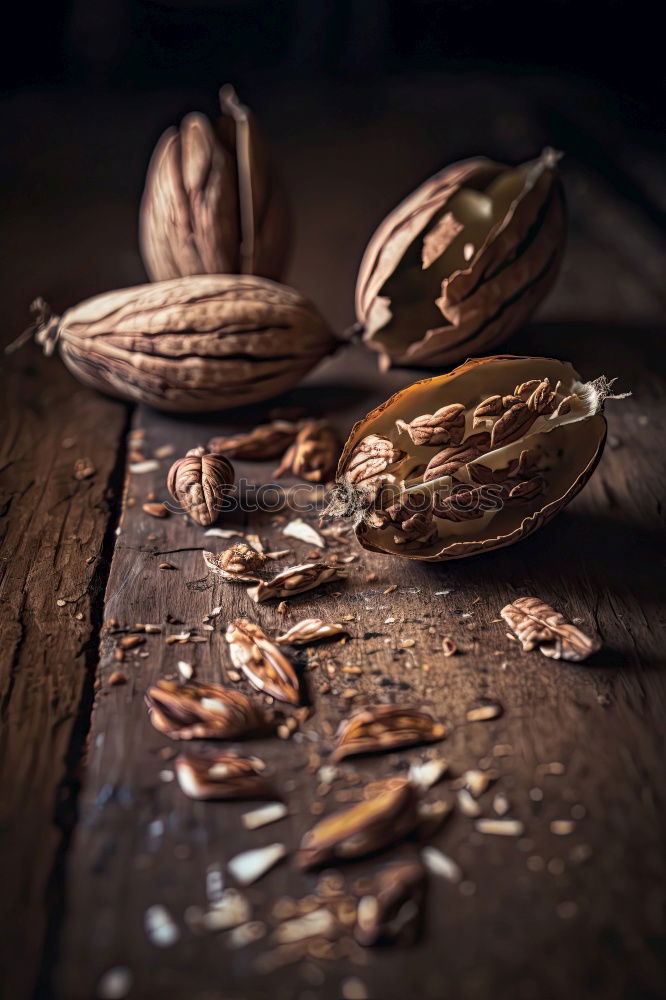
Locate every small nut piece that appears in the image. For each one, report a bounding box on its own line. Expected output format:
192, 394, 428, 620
356, 149, 565, 368
274, 421, 342, 483
167, 449, 234, 526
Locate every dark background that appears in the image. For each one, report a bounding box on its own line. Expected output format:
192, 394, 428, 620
3, 0, 665, 114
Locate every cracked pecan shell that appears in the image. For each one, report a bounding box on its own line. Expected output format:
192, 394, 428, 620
355, 149, 565, 369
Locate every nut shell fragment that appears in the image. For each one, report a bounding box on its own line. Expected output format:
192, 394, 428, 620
145, 679, 271, 740
225, 618, 302, 704
331, 704, 446, 762
247, 562, 346, 603
276, 619, 348, 646
501, 596, 601, 661
297, 782, 419, 870
356, 149, 566, 368
274, 421, 342, 484
355, 860, 426, 946
208, 421, 300, 460
175, 749, 275, 800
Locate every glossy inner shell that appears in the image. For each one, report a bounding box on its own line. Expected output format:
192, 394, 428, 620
341, 358, 606, 560
366, 166, 531, 358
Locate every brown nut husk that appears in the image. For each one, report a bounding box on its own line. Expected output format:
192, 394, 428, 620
140, 85, 290, 282
330, 356, 623, 561
27, 275, 337, 412
355, 149, 566, 369
167, 449, 234, 525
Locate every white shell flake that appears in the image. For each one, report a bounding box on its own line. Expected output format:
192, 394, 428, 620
144, 904, 180, 947
227, 843, 287, 885
242, 802, 289, 830
129, 459, 160, 474
282, 518, 326, 548
96, 966, 133, 999
409, 757, 448, 791
475, 818, 525, 836
422, 846, 463, 883
202, 889, 251, 931
272, 907, 337, 944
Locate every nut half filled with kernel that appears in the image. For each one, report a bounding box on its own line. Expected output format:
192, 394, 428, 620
331, 356, 618, 561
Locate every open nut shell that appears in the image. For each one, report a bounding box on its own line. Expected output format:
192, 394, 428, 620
355, 150, 565, 368
334, 355, 609, 561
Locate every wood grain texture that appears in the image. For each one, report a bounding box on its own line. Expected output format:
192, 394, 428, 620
56, 322, 666, 1000
0, 351, 129, 1000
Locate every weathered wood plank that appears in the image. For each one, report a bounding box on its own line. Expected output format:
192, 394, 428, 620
56, 317, 666, 1000
0, 350, 129, 1000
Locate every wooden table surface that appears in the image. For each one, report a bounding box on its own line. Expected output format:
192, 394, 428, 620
1, 73, 665, 1000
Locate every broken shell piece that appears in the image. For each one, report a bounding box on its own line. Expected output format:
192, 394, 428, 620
276, 619, 349, 646
227, 921, 267, 949
145, 680, 271, 740
247, 562, 346, 603
354, 860, 426, 947
475, 818, 525, 836
501, 596, 601, 662
457, 788, 481, 817
421, 845, 463, 884
272, 907, 337, 944
297, 782, 419, 870
282, 518, 326, 549
242, 802, 289, 830
203, 544, 265, 583
409, 757, 449, 792
331, 704, 446, 762
202, 889, 252, 931
144, 905, 180, 948
466, 702, 503, 722
227, 843, 287, 885
174, 749, 275, 801
225, 618, 302, 704
463, 769, 493, 797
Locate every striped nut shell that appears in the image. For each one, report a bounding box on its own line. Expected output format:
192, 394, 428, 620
140, 85, 290, 282
333, 356, 618, 561
29, 275, 338, 412
355, 149, 566, 369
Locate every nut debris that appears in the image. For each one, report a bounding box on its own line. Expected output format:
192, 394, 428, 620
493, 792, 510, 816
208, 421, 300, 460
475, 818, 525, 837
242, 802, 288, 830
129, 459, 159, 474
247, 562, 346, 603
145, 680, 271, 740
144, 905, 180, 948
225, 618, 302, 704
457, 788, 481, 817
441, 636, 458, 657
276, 619, 349, 646
175, 749, 274, 801
409, 757, 448, 792
142, 502, 169, 518
282, 518, 326, 549
501, 596, 601, 662
466, 702, 503, 722
202, 889, 251, 931
203, 544, 265, 583
177, 660, 193, 680
274, 421, 341, 483
550, 820, 575, 836
463, 769, 493, 797
228, 921, 267, 949
331, 704, 446, 762
354, 860, 425, 947
273, 907, 337, 944
96, 967, 133, 1000
422, 845, 463, 884
227, 843, 287, 885
297, 782, 419, 870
